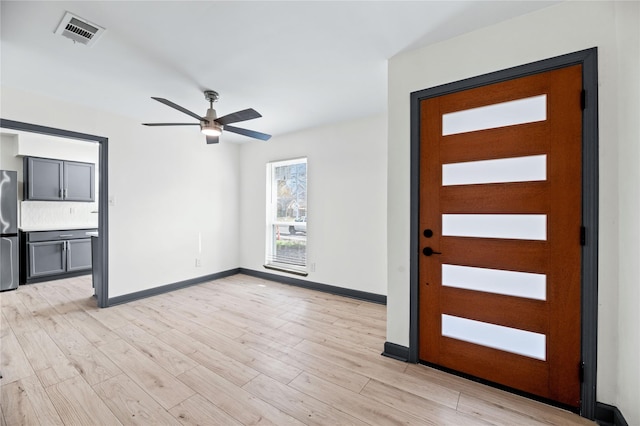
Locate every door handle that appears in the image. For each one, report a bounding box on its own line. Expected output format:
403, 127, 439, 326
422, 247, 441, 256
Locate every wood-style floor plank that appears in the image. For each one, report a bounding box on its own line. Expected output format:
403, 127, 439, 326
1, 297, 42, 335
0, 375, 64, 426
359, 378, 487, 426
14, 329, 78, 388
177, 365, 304, 426
46, 375, 121, 425
98, 339, 195, 410
188, 327, 303, 384
0, 327, 35, 385
168, 393, 244, 426
403, 363, 596, 426
130, 302, 201, 335
295, 339, 462, 409
156, 329, 261, 386
289, 372, 426, 425
63, 344, 123, 386
62, 310, 120, 346
113, 324, 198, 377
0, 274, 594, 426
235, 331, 371, 393
92, 373, 182, 425
243, 373, 369, 426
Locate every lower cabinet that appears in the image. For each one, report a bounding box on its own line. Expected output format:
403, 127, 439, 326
67, 238, 93, 272
28, 240, 66, 277
22, 229, 96, 283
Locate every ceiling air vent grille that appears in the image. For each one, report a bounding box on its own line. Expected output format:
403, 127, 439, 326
54, 12, 105, 47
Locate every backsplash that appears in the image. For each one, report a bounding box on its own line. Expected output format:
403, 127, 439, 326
20, 201, 99, 229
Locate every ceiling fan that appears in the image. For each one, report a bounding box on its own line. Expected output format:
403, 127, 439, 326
142, 90, 271, 144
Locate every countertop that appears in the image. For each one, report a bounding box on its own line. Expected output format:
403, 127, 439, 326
19, 225, 99, 232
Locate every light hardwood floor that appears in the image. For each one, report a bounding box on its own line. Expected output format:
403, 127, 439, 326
1, 274, 595, 425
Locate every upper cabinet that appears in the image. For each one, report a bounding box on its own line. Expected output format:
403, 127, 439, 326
63, 161, 95, 201
24, 157, 95, 202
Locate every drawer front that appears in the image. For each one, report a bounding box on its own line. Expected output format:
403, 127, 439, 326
27, 229, 98, 242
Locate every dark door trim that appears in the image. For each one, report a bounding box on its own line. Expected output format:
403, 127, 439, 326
0, 118, 110, 308
408, 47, 598, 419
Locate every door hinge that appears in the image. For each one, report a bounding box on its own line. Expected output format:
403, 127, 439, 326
579, 361, 585, 383
581, 90, 587, 110
580, 226, 586, 246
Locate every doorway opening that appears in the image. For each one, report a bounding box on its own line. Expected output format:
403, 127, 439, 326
0, 119, 109, 308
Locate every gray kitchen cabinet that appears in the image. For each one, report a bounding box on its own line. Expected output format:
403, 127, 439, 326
28, 240, 66, 277
67, 238, 92, 271
24, 157, 95, 202
25, 157, 64, 201
23, 229, 97, 283
64, 161, 95, 201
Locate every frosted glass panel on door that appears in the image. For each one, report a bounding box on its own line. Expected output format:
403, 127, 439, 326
442, 95, 547, 136
442, 264, 546, 300
442, 214, 546, 240
442, 314, 546, 360
442, 155, 546, 186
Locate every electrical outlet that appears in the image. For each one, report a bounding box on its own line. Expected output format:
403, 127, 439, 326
195, 258, 202, 267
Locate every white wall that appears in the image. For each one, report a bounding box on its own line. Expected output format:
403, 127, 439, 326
239, 114, 387, 296
0, 86, 241, 298
613, 1, 640, 422
387, 1, 639, 422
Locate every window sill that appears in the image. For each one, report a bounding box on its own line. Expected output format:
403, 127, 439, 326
263, 264, 309, 277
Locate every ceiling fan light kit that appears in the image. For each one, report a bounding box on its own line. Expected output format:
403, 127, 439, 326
201, 124, 222, 137
142, 90, 271, 144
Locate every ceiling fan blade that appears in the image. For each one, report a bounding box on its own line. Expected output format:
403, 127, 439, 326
224, 125, 271, 141
151, 97, 206, 122
215, 108, 262, 125
142, 123, 200, 126
206, 135, 219, 144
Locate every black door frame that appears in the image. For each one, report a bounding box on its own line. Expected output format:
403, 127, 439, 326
0, 119, 109, 308
408, 48, 598, 419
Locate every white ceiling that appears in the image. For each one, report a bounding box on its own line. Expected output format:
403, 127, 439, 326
1, 1, 559, 142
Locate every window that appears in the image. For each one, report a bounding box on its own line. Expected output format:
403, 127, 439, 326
265, 158, 307, 274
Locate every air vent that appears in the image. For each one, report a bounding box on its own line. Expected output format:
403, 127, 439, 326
54, 12, 105, 47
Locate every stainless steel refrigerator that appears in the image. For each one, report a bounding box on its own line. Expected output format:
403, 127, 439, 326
1, 170, 19, 291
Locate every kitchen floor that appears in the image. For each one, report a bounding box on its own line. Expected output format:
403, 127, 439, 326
0, 274, 594, 425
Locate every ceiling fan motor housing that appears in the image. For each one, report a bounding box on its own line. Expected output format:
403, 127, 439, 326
201, 107, 223, 135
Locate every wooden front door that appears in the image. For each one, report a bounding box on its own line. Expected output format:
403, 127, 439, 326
418, 65, 583, 407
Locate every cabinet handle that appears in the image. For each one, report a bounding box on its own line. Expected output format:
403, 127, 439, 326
63, 188, 68, 199
59, 234, 73, 238
59, 189, 63, 198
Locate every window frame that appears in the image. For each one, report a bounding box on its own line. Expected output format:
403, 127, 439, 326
264, 157, 308, 276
